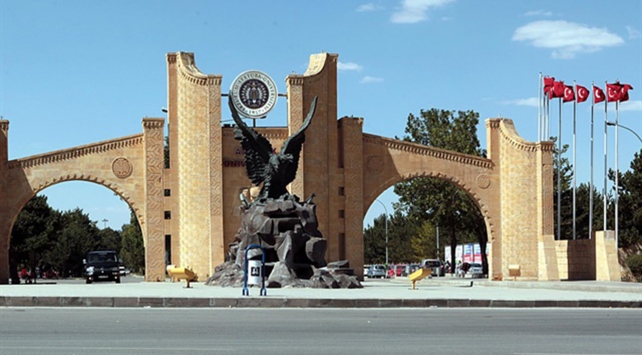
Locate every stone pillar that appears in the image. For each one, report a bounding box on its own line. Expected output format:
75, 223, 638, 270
536, 141, 559, 280
595, 230, 620, 281
340, 116, 365, 276
485, 119, 503, 280
143, 118, 166, 281
173, 52, 223, 280
0, 120, 9, 284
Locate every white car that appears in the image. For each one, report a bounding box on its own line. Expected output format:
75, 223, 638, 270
468, 263, 484, 278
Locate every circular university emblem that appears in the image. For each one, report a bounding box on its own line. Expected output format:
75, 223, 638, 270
230, 70, 278, 119
112, 157, 133, 179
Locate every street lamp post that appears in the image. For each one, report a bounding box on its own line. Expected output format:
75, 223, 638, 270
606, 121, 642, 249
374, 199, 388, 267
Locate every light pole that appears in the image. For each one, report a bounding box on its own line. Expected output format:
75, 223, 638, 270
606, 121, 641, 249
607, 121, 642, 143
374, 199, 388, 267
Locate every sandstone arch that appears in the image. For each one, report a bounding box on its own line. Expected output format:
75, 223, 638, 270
0, 119, 165, 283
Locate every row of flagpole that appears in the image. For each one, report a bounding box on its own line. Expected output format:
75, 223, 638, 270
538, 73, 633, 248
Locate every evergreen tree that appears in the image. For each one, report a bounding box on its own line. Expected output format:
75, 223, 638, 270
613, 149, 642, 248
9, 195, 59, 283
120, 211, 145, 274
393, 108, 488, 272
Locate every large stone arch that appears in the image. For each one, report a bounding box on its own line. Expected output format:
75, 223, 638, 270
359, 133, 501, 277
0, 119, 165, 284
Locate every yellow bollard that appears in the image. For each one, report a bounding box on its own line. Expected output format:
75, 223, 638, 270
167, 266, 197, 288
408, 268, 432, 290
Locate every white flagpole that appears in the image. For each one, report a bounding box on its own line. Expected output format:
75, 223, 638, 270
538, 73, 542, 141
573, 82, 577, 240
589, 83, 595, 239
615, 99, 619, 249
557, 97, 562, 240
602, 81, 609, 231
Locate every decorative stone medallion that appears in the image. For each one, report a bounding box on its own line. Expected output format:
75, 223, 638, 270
477, 174, 491, 189
112, 157, 133, 179
367, 156, 384, 175
230, 70, 278, 119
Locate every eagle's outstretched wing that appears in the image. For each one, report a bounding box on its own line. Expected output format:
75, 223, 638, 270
228, 97, 273, 186
280, 96, 318, 184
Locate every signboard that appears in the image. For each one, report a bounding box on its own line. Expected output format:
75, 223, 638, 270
229, 70, 278, 119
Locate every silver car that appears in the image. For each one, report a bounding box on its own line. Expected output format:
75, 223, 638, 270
368, 265, 387, 278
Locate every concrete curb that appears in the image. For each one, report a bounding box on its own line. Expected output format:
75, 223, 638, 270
1, 296, 640, 308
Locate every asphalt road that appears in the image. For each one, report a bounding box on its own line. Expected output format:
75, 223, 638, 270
1, 308, 640, 355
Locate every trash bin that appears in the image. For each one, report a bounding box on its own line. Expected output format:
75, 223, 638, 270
247, 259, 262, 286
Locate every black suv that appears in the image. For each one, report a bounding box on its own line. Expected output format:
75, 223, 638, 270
84, 250, 121, 284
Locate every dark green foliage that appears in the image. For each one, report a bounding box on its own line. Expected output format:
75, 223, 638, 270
120, 211, 145, 274
9, 195, 60, 283
394, 108, 487, 272
626, 254, 642, 281
45, 208, 101, 277
10, 193, 145, 280
363, 212, 416, 264
613, 149, 642, 248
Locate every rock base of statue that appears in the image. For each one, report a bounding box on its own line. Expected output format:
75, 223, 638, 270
206, 195, 362, 289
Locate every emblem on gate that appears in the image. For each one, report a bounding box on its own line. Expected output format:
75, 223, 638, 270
229, 70, 278, 119
112, 157, 133, 179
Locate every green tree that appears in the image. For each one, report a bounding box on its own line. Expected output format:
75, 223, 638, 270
393, 108, 488, 272
45, 208, 101, 277
363, 211, 418, 264
120, 211, 145, 273
96, 227, 122, 251
10, 195, 59, 283
613, 148, 642, 248
551, 137, 575, 240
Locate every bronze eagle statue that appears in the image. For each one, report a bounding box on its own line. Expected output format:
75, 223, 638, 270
229, 95, 318, 202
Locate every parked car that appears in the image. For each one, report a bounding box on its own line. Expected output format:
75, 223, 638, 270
84, 250, 121, 284
468, 262, 484, 278
368, 265, 387, 278
420, 259, 446, 277
395, 264, 406, 277
404, 263, 421, 277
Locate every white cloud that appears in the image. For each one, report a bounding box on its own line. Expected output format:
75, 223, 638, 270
618, 100, 642, 112
337, 61, 363, 71
361, 76, 384, 83
626, 26, 641, 40
356, 3, 379, 12
524, 10, 552, 17
502, 98, 539, 107
390, 0, 455, 24
512, 20, 624, 59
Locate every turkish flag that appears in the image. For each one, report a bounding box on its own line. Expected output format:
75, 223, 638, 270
563, 85, 575, 102
619, 83, 633, 102
576, 85, 589, 103
593, 86, 605, 103
543, 77, 555, 94
607, 83, 622, 102
548, 81, 565, 99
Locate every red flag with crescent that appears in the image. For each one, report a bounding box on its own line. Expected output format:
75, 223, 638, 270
543, 77, 555, 95
548, 81, 565, 99
575, 85, 589, 103
563, 85, 575, 102
593, 86, 605, 103
619, 83, 633, 102
607, 83, 622, 102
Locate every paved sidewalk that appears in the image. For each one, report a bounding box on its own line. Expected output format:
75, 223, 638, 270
1, 277, 640, 308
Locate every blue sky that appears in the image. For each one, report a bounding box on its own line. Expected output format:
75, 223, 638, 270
1, 0, 641, 230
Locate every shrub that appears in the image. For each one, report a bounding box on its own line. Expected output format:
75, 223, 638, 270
626, 254, 642, 281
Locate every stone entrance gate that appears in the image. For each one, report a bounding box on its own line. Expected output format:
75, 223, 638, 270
1, 51, 575, 284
